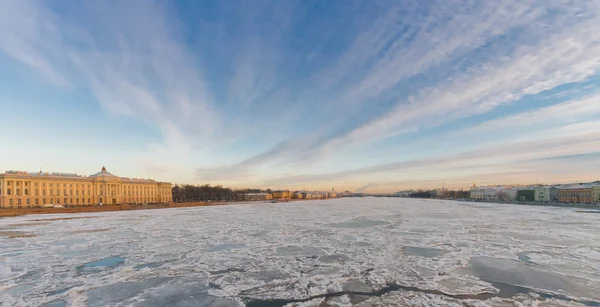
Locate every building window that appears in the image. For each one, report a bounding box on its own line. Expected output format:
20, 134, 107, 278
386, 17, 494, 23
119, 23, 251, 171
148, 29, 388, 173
64, 190, 67, 196
88, 198, 90, 203
26, 199, 30, 205
7, 189, 11, 195
25, 189, 29, 195
64, 198, 67, 204
70, 190, 72, 196
35, 189, 39, 196
76, 198, 79, 203
9, 199, 13, 206
70, 198, 73, 204
43, 198, 46, 204
57, 198, 60, 204
35, 199, 39, 205
18, 199, 22, 206
17, 182, 20, 186
16, 189, 20, 195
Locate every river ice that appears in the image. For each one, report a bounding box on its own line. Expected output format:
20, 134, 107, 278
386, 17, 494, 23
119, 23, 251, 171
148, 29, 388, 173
1, 198, 599, 307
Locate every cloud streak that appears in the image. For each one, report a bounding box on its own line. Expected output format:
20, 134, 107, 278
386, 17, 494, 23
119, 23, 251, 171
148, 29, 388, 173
1, 0, 600, 190
260, 131, 600, 188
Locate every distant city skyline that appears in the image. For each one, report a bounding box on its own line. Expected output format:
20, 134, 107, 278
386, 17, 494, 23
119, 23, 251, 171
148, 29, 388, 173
2, 1, 600, 193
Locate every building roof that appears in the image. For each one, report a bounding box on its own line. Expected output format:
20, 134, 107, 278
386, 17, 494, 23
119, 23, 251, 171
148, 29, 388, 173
560, 185, 600, 190
89, 166, 118, 178
2, 166, 167, 184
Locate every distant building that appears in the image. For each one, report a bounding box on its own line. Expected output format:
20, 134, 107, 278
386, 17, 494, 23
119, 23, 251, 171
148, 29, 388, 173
292, 192, 304, 199
506, 188, 520, 201
558, 185, 600, 203
516, 189, 535, 201
497, 187, 518, 201
534, 186, 559, 202
455, 190, 470, 199
470, 185, 505, 200
0, 167, 172, 208
470, 186, 486, 200
243, 193, 273, 201
271, 190, 291, 200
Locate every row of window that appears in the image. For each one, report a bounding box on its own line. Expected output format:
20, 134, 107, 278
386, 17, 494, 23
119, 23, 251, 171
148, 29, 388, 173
560, 192, 593, 197
7, 197, 94, 206
3, 181, 91, 188
2, 188, 166, 196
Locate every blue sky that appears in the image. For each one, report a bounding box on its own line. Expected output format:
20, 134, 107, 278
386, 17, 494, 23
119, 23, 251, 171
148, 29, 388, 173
2, 0, 600, 192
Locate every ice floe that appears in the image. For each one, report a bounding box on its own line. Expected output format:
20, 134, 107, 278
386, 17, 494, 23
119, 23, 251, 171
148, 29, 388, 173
1, 198, 600, 306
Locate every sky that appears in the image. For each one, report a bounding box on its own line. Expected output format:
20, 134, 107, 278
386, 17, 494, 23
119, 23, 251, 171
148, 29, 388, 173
1, 0, 600, 193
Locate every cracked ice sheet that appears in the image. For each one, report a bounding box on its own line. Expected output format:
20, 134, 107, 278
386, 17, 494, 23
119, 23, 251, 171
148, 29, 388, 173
0, 198, 599, 306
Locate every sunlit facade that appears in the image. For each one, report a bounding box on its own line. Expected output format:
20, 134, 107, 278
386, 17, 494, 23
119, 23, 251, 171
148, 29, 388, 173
558, 185, 600, 204
0, 167, 172, 208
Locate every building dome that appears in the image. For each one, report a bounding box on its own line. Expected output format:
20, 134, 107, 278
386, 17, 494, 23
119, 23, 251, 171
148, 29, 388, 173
89, 166, 117, 178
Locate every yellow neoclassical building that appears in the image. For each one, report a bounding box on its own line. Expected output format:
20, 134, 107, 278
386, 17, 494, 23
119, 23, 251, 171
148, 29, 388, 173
0, 167, 172, 208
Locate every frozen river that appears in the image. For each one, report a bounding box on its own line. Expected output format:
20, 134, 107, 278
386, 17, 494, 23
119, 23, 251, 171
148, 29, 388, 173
1, 198, 600, 307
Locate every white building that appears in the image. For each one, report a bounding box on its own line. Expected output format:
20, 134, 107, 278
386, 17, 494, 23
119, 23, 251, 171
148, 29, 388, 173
470, 186, 503, 200
534, 186, 558, 202
470, 186, 486, 200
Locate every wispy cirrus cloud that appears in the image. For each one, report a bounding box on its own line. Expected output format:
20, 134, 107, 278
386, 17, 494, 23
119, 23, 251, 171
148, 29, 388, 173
0, 0, 216, 145
192, 0, 600, 186
2, 0, 600, 189
343, 6, 600, 144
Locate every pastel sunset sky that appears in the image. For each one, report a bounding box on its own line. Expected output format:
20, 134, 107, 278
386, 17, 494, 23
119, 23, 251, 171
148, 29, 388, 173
2, 0, 600, 192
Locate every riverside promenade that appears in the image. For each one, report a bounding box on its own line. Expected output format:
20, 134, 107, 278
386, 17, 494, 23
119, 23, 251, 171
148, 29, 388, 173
0, 202, 227, 217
